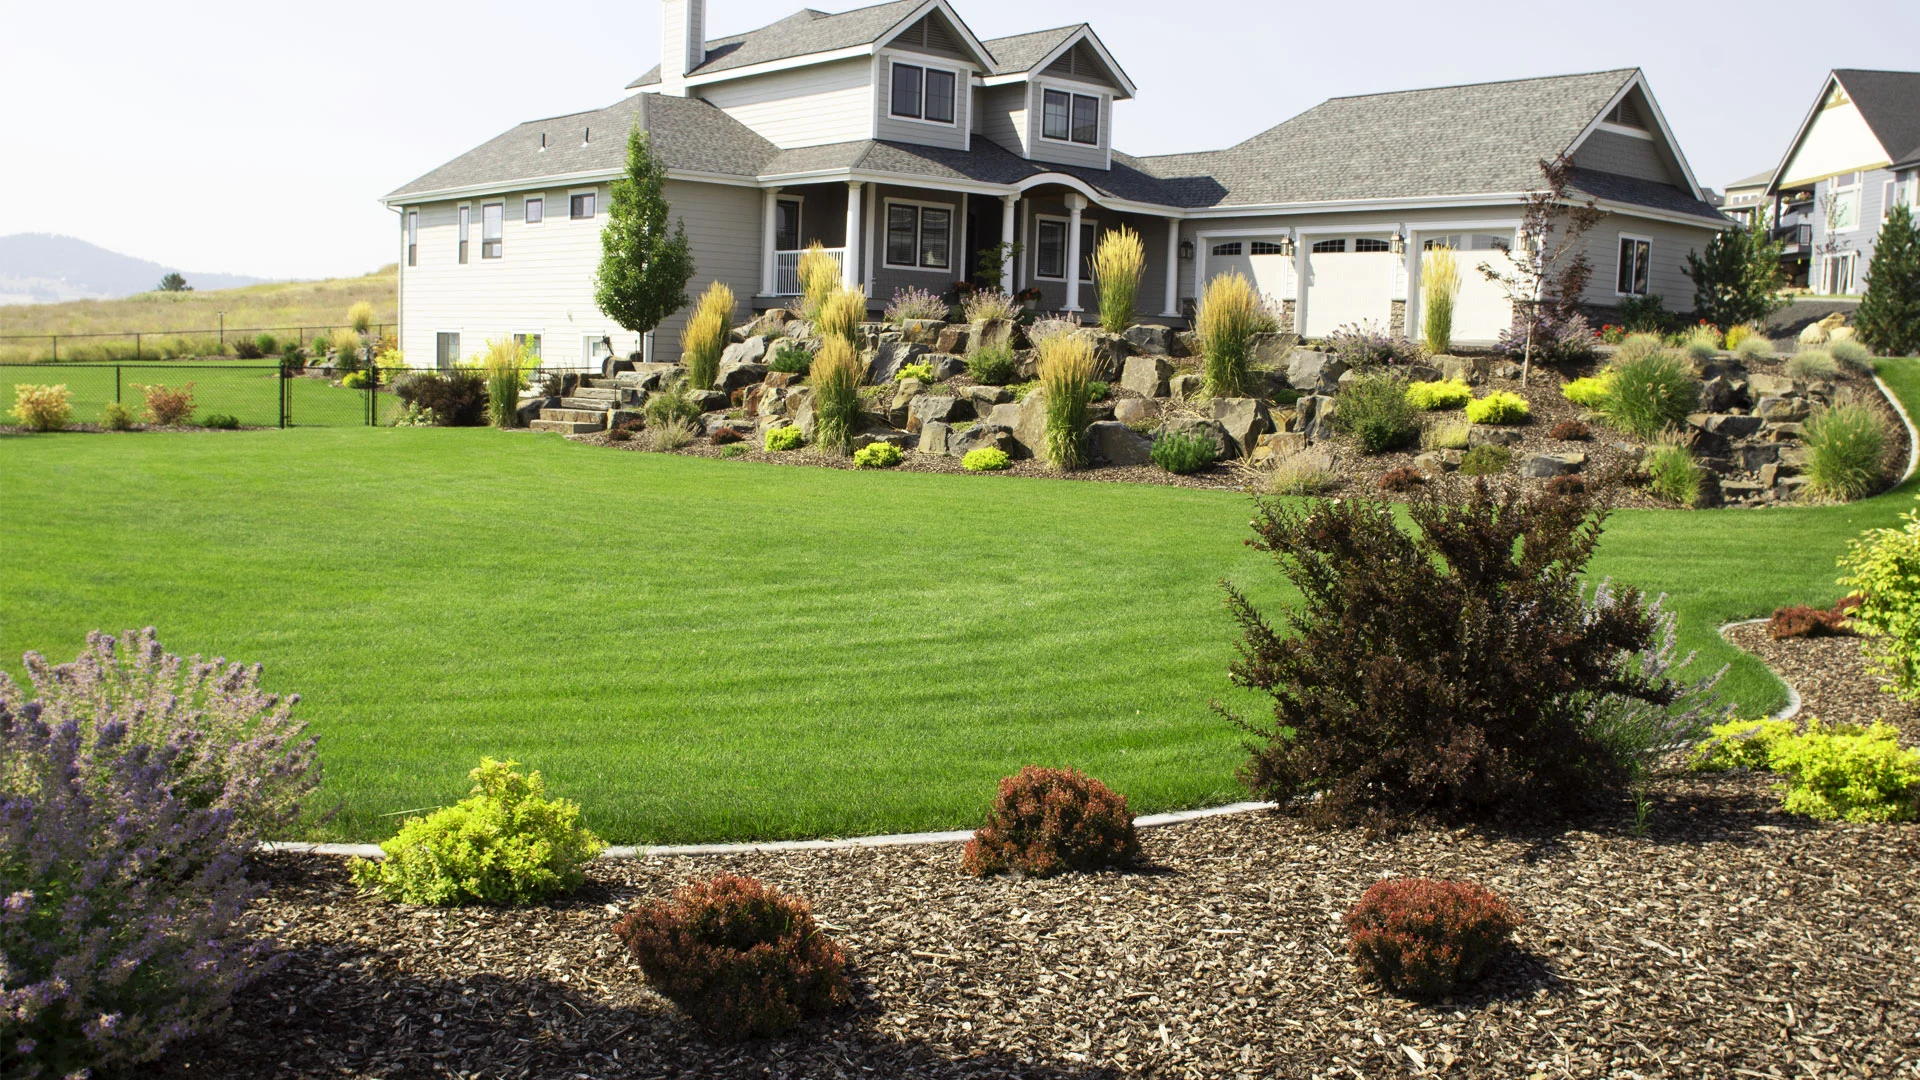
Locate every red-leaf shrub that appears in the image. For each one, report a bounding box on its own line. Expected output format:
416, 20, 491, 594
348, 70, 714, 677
1378, 466, 1425, 493
961, 766, 1140, 876
1345, 878, 1521, 998
1545, 474, 1588, 497
712, 426, 746, 445
612, 875, 849, 1039
1549, 419, 1591, 441
1768, 595, 1861, 640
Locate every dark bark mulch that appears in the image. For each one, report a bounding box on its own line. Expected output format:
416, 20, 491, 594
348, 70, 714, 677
162, 775, 1920, 1079
1725, 620, 1920, 743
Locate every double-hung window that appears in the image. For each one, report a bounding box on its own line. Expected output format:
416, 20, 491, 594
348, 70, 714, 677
1035, 219, 1067, 279
524, 196, 543, 224
1828, 172, 1861, 233
1041, 89, 1101, 145
405, 210, 417, 267
889, 63, 956, 124
885, 201, 951, 270
457, 205, 469, 264
1616, 235, 1651, 296
481, 202, 503, 259
570, 192, 595, 220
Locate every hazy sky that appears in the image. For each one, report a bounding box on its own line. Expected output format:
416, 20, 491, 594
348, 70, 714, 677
4, 0, 1915, 281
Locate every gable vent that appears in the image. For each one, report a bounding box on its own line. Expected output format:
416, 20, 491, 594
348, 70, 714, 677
1606, 96, 1646, 130
1043, 41, 1101, 80
896, 14, 960, 56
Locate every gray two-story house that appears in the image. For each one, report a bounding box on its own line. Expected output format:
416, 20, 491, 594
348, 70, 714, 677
383, 0, 1726, 368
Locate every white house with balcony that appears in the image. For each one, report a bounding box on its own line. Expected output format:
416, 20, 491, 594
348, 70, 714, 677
382, 0, 1726, 369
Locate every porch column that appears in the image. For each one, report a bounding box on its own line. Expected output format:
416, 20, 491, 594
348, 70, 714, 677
1016, 198, 1031, 291
843, 181, 864, 290
1063, 192, 1087, 312
863, 182, 878, 297
1161, 217, 1180, 317
1000, 195, 1017, 294
761, 187, 781, 296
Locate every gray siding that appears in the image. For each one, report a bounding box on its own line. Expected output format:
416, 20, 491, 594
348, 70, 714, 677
697, 58, 873, 149
874, 51, 971, 150
1040, 41, 1120, 93
1025, 82, 1109, 170
866, 183, 964, 305
651, 179, 765, 362
1573, 130, 1678, 185
1013, 197, 1174, 317
1572, 210, 1719, 313
977, 83, 1030, 157
1811, 166, 1896, 291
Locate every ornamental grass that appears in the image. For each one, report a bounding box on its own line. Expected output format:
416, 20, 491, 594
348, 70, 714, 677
1091, 225, 1145, 333
815, 287, 866, 346
1420, 246, 1460, 355
1036, 331, 1098, 469
1198, 271, 1259, 398
680, 280, 735, 390
796, 242, 840, 320
810, 335, 864, 453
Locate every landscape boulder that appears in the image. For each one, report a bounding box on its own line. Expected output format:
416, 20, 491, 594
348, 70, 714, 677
719, 336, 768, 368
867, 341, 929, 384
949, 423, 1018, 459
1249, 333, 1293, 366
1287, 350, 1348, 393
935, 325, 970, 354
1170, 373, 1207, 401
1251, 431, 1308, 462
715, 360, 769, 393
1519, 451, 1585, 478
1123, 324, 1174, 356
966, 384, 1012, 413
927, 353, 967, 380
918, 419, 952, 455
971, 318, 1016, 353
1210, 397, 1273, 457
1294, 394, 1338, 441
1157, 416, 1233, 459
1468, 426, 1524, 447
1112, 397, 1160, 426
1121, 355, 1174, 398
1437, 355, 1490, 385
907, 394, 970, 434
1012, 391, 1049, 457
1088, 421, 1154, 466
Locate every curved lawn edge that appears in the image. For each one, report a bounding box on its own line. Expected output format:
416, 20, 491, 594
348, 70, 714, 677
1874, 369, 1920, 487
261, 799, 1280, 859
1717, 618, 1803, 721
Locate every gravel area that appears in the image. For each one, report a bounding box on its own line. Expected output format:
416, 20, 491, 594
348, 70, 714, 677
1725, 620, 1920, 743
160, 775, 1920, 1079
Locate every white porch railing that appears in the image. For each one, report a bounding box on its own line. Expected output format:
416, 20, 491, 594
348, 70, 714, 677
772, 247, 846, 296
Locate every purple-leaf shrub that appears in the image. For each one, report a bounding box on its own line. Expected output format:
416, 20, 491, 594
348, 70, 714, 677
0, 628, 322, 843
1494, 311, 1597, 365
1, 702, 276, 1077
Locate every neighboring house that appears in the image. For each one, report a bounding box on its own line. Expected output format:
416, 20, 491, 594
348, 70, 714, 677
1714, 168, 1813, 287
382, 0, 1726, 368
1764, 69, 1920, 296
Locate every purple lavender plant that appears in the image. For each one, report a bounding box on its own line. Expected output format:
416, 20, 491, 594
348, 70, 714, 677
882, 286, 950, 323
1326, 321, 1417, 369
1580, 583, 1731, 767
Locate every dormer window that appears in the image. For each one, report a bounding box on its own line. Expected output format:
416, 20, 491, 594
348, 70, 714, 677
890, 62, 956, 125
1042, 89, 1100, 145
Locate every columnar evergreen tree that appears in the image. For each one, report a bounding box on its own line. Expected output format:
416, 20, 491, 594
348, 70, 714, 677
1683, 223, 1784, 328
594, 120, 696, 345
1856, 204, 1920, 357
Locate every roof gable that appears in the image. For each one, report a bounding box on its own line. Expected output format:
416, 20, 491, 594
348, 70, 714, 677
629, 0, 993, 89
1771, 72, 1901, 190
982, 24, 1135, 98
1562, 73, 1704, 198
1835, 69, 1920, 169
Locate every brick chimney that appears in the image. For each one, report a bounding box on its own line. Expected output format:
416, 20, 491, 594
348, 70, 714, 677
658, 0, 706, 96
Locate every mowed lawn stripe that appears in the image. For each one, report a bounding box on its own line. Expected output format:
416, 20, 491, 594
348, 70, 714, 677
2, 357, 1914, 843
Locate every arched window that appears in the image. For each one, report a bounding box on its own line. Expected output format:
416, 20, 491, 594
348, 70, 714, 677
1310, 239, 1346, 253
1210, 241, 1242, 256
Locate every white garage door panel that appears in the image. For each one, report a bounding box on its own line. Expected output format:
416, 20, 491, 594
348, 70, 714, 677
1451, 250, 1514, 344
1206, 249, 1293, 301
1303, 245, 1395, 338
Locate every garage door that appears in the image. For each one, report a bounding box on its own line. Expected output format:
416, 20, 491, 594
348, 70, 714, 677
1421, 233, 1515, 345
1301, 235, 1396, 338
1204, 239, 1294, 302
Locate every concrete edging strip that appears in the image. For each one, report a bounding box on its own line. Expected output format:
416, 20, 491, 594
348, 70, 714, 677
262, 800, 1280, 861
1718, 617, 1802, 721
1873, 371, 1920, 488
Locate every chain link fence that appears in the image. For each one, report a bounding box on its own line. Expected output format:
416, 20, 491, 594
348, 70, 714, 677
1, 363, 404, 428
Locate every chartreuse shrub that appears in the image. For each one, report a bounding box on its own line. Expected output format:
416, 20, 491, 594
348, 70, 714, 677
1345, 879, 1521, 998
1406, 378, 1471, 411
1198, 271, 1260, 397
1037, 331, 1098, 469
1561, 374, 1615, 407
202, 412, 240, 430
1767, 720, 1920, 822
1839, 495, 1920, 701
1151, 430, 1217, 475
961, 447, 1010, 472
1689, 716, 1797, 771
1091, 225, 1145, 333
0, 629, 321, 1077
961, 766, 1140, 876
809, 335, 864, 454
1464, 390, 1529, 425
100, 401, 136, 430
852, 441, 901, 468
613, 874, 850, 1038
1802, 397, 1889, 501
1335, 374, 1419, 452
1221, 482, 1720, 824
895, 361, 934, 383
1597, 351, 1697, 438
679, 280, 735, 391
966, 343, 1017, 386
351, 758, 605, 905
9, 383, 71, 431
764, 425, 805, 452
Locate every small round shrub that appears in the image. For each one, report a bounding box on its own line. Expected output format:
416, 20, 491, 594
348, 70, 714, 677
1614, 332, 1665, 363
1690, 716, 1797, 772
967, 344, 1018, 386
1598, 352, 1697, 438
1464, 390, 1530, 425
711, 426, 746, 445
1803, 398, 1888, 501
764, 425, 805, 452
1545, 474, 1588, 497
1150, 430, 1217, 474
1549, 419, 1590, 441
962, 446, 1011, 472
1786, 350, 1838, 380
853, 441, 902, 468
1560, 374, 1614, 407
607, 423, 638, 442
342, 369, 373, 389
768, 343, 813, 375
351, 758, 605, 906
613, 874, 850, 1039
1345, 879, 1521, 998
895, 361, 935, 383
1405, 378, 1472, 411
1767, 719, 1920, 823
961, 766, 1140, 877
1681, 324, 1721, 364
202, 412, 240, 430
1335, 374, 1420, 452
719, 445, 747, 458
1378, 466, 1425, 493
1457, 443, 1511, 476
1724, 323, 1759, 351
9, 383, 72, 431
100, 401, 136, 430
1732, 333, 1775, 363
1767, 596, 1859, 640
1640, 438, 1701, 506
1828, 336, 1873, 370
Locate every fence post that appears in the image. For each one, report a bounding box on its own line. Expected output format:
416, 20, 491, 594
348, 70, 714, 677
115, 366, 122, 404
134, 333, 141, 360
50, 335, 56, 362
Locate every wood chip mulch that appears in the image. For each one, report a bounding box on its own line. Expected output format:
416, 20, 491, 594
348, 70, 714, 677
160, 776, 1920, 1079
1724, 620, 1920, 743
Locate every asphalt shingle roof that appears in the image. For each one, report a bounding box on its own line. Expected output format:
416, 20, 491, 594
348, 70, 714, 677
628, 0, 925, 88
386, 95, 777, 199
979, 25, 1080, 75
760, 136, 1203, 206
1570, 168, 1724, 222
1833, 69, 1920, 169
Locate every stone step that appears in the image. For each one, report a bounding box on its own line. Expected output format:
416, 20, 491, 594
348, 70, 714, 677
558, 396, 614, 411
583, 377, 625, 389
539, 408, 608, 425
575, 382, 622, 395
530, 418, 605, 434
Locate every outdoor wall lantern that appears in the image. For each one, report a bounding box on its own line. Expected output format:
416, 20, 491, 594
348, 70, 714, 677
1179, 239, 1194, 260
1390, 233, 1407, 255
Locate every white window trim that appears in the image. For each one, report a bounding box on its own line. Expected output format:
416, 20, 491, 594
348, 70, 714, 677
1882, 178, 1899, 225
512, 330, 545, 360
881, 197, 957, 272
1823, 251, 1858, 295
567, 187, 597, 222
886, 58, 960, 128
480, 201, 505, 259
1037, 85, 1103, 146
456, 202, 471, 264
523, 194, 544, 226
1615, 232, 1652, 298
405, 210, 418, 267
434, 330, 461, 370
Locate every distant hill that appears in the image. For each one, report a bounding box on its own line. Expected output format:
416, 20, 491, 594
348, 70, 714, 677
0, 233, 275, 305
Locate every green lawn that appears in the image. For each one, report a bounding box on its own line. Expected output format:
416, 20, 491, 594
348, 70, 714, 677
2, 359, 1915, 844
2, 362, 399, 427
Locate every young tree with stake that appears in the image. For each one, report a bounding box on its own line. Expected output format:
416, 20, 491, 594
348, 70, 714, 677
1480, 155, 1603, 385
594, 121, 696, 359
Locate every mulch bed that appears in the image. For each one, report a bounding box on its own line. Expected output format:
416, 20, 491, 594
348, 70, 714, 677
161, 776, 1920, 1079
1724, 620, 1920, 743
